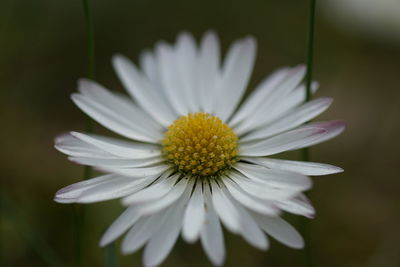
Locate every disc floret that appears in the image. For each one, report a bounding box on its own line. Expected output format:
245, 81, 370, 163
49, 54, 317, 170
162, 112, 239, 177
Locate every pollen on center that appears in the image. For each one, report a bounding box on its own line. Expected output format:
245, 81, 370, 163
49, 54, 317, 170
162, 112, 239, 177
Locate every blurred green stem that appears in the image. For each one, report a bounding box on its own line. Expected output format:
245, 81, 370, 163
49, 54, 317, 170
301, 0, 316, 267
74, 0, 96, 267
103, 242, 119, 267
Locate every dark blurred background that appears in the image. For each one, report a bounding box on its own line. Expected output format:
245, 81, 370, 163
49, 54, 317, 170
1, 0, 399, 266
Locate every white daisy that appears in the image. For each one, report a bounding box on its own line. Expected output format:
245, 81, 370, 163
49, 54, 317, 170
54, 31, 345, 267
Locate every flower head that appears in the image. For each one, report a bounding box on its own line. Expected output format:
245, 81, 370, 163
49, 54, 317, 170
55, 31, 345, 267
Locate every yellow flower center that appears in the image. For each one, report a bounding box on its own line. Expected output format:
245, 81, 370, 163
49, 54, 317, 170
162, 112, 239, 177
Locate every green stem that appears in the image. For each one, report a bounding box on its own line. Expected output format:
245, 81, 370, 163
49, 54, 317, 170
301, 0, 316, 267
82, 0, 96, 81
74, 0, 96, 266
103, 242, 119, 267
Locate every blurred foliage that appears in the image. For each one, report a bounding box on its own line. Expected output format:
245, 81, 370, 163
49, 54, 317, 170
1, 0, 399, 266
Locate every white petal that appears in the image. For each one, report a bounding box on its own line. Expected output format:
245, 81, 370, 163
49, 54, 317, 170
222, 177, 279, 216
76, 176, 155, 203
234, 65, 306, 134
233, 200, 269, 250
295, 120, 346, 149
229, 67, 290, 127
54, 174, 113, 203
214, 37, 257, 122
228, 171, 300, 201
210, 181, 241, 233
251, 212, 304, 249
70, 132, 161, 159
156, 42, 190, 116
71, 93, 158, 143
235, 162, 312, 190
112, 54, 176, 126
139, 50, 161, 85
242, 157, 343, 176
54, 174, 156, 204
98, 164, 170, 179
133, 178, 189, 216
200, 184, 225, 266
69, 156, 165, 168
55, 133, 114, 159
78, 79, 163, 131
198, 30, 220, 111
182, 180, 205, 243
278, 194, 315, 218
122, 210, 168, 254
100, 206, 140, 247
175, 32, 199, 111
122, 173, 180, 205
241, 97, 333, 142
239, 127, 327, 157
142, 182, 192, 267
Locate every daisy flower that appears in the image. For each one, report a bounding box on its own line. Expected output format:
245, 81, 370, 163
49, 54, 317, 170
55, 31, 345, 267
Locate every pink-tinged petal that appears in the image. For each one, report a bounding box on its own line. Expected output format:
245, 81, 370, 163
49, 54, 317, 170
234, 65, 306, 135
241, 97, 333, 142
242, 157, 343, 176
295, 120, 346, 149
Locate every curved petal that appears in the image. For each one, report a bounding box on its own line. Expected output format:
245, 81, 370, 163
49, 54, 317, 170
251, 212, 304, 249
278, 194, 315, 218
242, 157, 343, 176
132, 178, 190, 216
182, 180, 206, 243
239, 127, 327, 157
78, 79, 163, 131
213, 37, 257, 122
234, 65, 306, 135
72, 93, 159, 143
54, 174, 113, 203
75, 176, 154, 203
222, 177, 279, 216
233, 199, 269, 250
98, 164, 170, 179
70, 132, 161, 159
112, 54, 177, 126
198, 31, 221, 111
241, 97, 333, 142
55, 133, 114, 159
229, 67, 290, 127
175, 32, 199, 112
54, 174, 156, 204
69, 156, 165, 168
234, 162, 312, 191
200, 184, 225, 266
156, 41, 191, 116
142, 182, 192, 267
100, 206, 141, 247
122, 209, 168, 254
294, 120, 346, 149
210, 181, 241, 234
122, 173, 180, 205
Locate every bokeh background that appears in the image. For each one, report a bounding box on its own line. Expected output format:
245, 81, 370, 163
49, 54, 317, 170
1, 0, 399, 266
